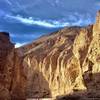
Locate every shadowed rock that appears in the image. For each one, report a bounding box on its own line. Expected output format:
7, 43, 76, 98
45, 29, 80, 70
56, 73, 100, 100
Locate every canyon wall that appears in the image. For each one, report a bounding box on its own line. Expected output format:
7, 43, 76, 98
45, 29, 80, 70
0, 11, 100, 99
0, 32, 14, 100
19, 26, 93, 98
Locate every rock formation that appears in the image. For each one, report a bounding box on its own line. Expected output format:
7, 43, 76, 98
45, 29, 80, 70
0, 32, 14, 100
0, 11, 100, 100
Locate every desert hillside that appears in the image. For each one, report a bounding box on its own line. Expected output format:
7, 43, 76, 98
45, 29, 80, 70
0, 11, 100, 100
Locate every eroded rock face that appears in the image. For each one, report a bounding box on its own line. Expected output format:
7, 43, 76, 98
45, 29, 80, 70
82, 11, 100, 93
0, 32, 26, 100
18, 27, 82, 98
17, 26, 93, 98
0, 11, 100, 99
0, 32, 14, 100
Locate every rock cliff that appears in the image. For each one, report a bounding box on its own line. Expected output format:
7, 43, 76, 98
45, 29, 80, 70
0, 11, 100, 100
0, 32, 14, 100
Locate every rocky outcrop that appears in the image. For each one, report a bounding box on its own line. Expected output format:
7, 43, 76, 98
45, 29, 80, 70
0, 32, 14, 100
0, 11, 100, 99
20, 25, 94, 98
82, 10, 100, 94
0, 32, 26, 100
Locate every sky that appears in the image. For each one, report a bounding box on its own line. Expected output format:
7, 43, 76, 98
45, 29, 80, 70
0, 0, 100, 47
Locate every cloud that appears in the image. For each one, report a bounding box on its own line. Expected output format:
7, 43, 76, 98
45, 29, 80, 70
6, 14, 70, 28
6, 0, 12, 5
5, 13, 93, 28
15, 42, 27, 48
